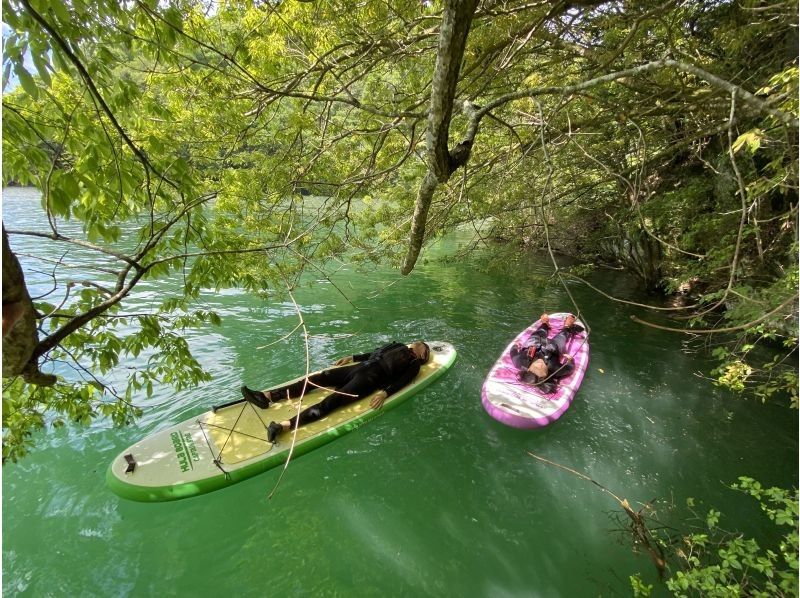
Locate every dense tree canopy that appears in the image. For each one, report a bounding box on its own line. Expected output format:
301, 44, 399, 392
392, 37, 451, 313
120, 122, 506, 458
2, 0, 797, 463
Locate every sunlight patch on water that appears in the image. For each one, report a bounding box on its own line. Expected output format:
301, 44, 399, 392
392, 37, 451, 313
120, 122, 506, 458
336, 497, 434, 594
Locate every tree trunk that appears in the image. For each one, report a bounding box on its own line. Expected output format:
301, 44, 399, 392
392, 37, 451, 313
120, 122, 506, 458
2, 225, 56, 385
426, 0, 479, 182
401, 0, 479, 275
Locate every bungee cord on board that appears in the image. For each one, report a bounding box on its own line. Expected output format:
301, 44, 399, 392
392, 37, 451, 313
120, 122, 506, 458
196, 400, 274, 480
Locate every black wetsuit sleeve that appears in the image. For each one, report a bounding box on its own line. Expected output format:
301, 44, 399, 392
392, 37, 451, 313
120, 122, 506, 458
550, 359, 575, 380
563, 324, 584, 335
352, 352, 371, 362
383, 361, 421, 397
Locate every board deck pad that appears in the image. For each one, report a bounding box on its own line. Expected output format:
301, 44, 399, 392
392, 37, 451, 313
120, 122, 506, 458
202, 379, 409, 465
107, 342, 457, 502
481, 314, 589, 428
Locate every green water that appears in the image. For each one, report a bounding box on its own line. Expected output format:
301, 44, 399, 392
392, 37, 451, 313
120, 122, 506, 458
3, 187, 797, 596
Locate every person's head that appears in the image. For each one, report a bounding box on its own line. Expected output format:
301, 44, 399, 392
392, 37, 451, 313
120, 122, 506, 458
409, 341, 431, 363
564, 314, 576, 327
530, 358, 548, 379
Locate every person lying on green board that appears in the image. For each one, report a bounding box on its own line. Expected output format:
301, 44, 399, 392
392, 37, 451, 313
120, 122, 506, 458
241, 341, 431, 443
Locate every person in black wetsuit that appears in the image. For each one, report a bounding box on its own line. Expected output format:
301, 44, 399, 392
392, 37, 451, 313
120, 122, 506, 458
510, 313, 584, 393
241, 341, 431, 443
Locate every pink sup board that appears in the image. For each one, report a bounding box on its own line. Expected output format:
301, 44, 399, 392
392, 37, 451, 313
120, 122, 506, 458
481, 313, 589, 428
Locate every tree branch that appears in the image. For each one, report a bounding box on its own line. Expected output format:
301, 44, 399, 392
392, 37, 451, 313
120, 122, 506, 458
19, 0, 176, 189
631, 294, 798, 335
401, 0, 479, 275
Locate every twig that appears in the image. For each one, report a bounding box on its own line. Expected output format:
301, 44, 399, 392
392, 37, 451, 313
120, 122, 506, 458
268, 268, 311, 499
631, 294, 798, 335
256, 323, 304, 350
527, 451, 666, 577
562, 273, 701, 312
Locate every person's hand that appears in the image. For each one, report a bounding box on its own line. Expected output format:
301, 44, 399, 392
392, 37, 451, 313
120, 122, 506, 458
370, 390, 388, 409
564, 354, 574, 362
334, 355, 354, 366
540, 313, 549, 324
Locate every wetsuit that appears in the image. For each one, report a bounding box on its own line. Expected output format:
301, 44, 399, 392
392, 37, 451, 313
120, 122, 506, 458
268, 342, 422, 428
510, 322, 584, 391
510, 322, 551, 371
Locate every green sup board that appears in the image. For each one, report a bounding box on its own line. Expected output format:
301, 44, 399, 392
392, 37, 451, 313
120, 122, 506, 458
107, 341, 457, 502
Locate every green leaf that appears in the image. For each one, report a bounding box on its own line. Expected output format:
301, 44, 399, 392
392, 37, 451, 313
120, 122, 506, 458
51, 48, 71, 72
47, 0, 71, 24
31, 49, 52, 87
3, 62, 12, 90
163, 7, 183, 30
33, 301, 56, 314
59, 173, 80, 199
732, 130, 763, 155
48, 186, 72, 217
14, 65, 39, 99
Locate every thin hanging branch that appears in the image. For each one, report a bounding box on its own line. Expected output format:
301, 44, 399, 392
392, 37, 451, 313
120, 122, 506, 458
563, 273, 701, 312
687, 90, 753, 320
267, 268, 312, 500
631, 294, 798, 335
528, 451, 666, 578
534, 100, 591, 338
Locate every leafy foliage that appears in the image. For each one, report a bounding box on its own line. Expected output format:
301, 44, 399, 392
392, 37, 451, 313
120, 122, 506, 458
630, 478, 799, 597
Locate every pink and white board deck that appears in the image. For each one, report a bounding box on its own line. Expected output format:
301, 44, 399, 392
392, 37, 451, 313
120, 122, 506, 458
482, 313, 589, 428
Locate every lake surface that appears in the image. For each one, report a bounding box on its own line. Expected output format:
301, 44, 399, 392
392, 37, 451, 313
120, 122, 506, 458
3, 186, 797, 596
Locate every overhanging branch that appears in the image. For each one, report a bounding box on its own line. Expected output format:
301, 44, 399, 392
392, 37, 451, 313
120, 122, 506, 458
400, 57, 797, 275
